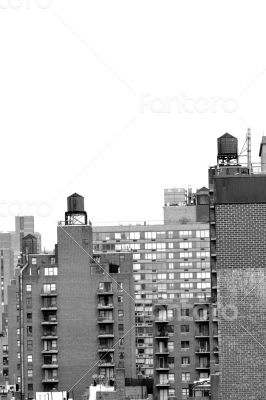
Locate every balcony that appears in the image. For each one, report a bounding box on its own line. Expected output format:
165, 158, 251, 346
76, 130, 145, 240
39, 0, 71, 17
42, 349, 58, 354
42, 378, 59, 383
195, 332, 209, 338
155, 349, 169, 356
41, 290, 57, 297
194, 317, 209, 323
41, 334, 58, 339
98, 347, 114, 352
97, 284, 113, 296
98, 361, 115, 367
41, 305, 57, 311
156, 381, 170, 387
97, 317, 114, 324
196, 363, 210, 370
155, 332, 169, 340
98, 333, 114, 338
41, 316, 58, 325
154, 318, 168, 324
156, 365, 169, 371
97, 303, 114, 309
195, 347, 210, 353
42, 363, 58, 369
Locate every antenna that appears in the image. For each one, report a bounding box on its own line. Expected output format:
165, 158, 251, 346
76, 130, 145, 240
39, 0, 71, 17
247, 128, 251, 173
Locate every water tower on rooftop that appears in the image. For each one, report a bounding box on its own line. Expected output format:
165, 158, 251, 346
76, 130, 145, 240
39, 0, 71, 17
217, 133, 238, 165
65, 193, 88, 225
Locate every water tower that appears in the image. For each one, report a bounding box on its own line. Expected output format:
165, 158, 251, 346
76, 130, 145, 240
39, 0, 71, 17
217, 133, 238, 166
65, 193, 88, 225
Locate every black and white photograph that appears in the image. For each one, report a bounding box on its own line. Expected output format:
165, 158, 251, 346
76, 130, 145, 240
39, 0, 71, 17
0, 1, 265, 400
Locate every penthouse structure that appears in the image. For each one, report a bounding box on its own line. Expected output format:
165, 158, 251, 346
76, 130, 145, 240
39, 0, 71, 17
7, 194, 135, 400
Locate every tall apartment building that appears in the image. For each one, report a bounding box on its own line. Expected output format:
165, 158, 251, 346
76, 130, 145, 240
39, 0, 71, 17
93, 188, 211, 382
0, 217, 41, 385
209, 133, 266, 399
7, 194, 136, 400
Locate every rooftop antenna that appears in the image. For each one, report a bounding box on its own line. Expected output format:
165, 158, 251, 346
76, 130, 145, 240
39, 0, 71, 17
247, 128, 251, 173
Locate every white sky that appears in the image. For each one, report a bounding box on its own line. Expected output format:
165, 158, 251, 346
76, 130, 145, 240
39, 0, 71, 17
0, 0, 266, 249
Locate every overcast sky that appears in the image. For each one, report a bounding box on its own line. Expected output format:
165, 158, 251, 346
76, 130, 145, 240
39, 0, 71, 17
0, 0, 266, 249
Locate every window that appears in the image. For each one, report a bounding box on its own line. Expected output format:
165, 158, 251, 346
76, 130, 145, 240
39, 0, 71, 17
117, 282, 123, 291
180, 242, 192, 249
118, 295, 123, 303
182, 388, 189, 396
180, 283, 193, 289
169, 389, 176, 397
157, 243, 166, 251
196, 230, 209, 238
130, 232, 140, 240
180, 272, 193, 279
181, 325, 189, 333
168, 231, 173, 239
168, 373, 175, 382
145, 243, 156, 250
28, 384, 33, 391
27, 369, 33, 378
27, 355, 32, 363
181, 309, 190, 317
27, 340, 33, 351
27, 326, 32, 336
17, 328, 20, 335
181, 372, 190, 382
115, 233, 121, 240
118, 324, 124, 331
168, 341, 174, 351
17, 340, 20, 347
133, 263, 141, 271
197, 272, 210, 279
50, 257, 56, 264
169, 273, 174, 280
181, 357, 190, 365
196, 252, 210, 258
44, 267, 58, 276
26, 313, 32, 323
26, 285, 32, 292
180, 252, 192, 258
180, 262, 193, 268
168, 263, 174, 269
157, 273, 166, 280
168, 253, 174, 259
42, 284, 56, 293
181, 341, 189, 349
168, 243, 173, 249
31, 258, 37, 265
179, 230, 192, 237
133, 254, 140, 260
197, 282, 211, 289
145, 232, 156, 240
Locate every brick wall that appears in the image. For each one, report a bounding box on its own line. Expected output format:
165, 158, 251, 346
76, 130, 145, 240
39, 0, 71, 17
216, 203, 266, 400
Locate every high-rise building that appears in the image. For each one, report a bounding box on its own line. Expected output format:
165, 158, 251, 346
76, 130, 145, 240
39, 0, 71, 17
93, 188, 213, 400
0, 217, 41, 385
209, 133, 266, 399
7, 194, 136, 400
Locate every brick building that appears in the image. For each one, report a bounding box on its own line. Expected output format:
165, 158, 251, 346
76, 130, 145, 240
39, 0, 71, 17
7, 194, 136, 400
209, 133, 266, 399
